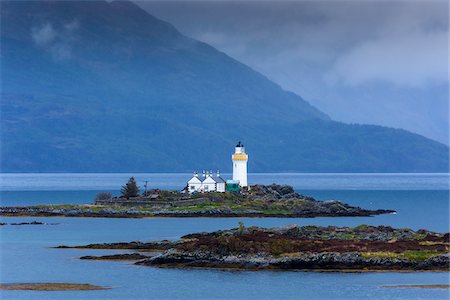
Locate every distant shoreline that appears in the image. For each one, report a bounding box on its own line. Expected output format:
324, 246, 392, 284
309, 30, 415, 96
0, 184, 396, 219
0, 208, 394, 219
0, 204, 395, 219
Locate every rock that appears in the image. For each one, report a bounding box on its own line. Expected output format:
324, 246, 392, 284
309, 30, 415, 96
130, 225, 450, 271
56, 240, 180, 250
80, 253, 151, 260
10, 221, 44, 225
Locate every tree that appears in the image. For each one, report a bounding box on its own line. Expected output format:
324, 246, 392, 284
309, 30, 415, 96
95, 192, 112, 201
121, 177, 140, 198
238, 221, 245, 234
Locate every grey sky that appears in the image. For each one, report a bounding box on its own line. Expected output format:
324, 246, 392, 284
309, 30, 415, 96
136, 0, 449, 144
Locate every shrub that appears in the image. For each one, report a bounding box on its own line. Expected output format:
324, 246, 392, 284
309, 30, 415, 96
269, 239, 295, 256
238, 221, 245, 234
95, 192, 112, 201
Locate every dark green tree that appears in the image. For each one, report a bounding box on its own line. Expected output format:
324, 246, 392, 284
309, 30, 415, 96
121, 177, 140, 198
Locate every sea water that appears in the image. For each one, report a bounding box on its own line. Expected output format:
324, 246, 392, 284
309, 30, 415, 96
0, 173, 449, 299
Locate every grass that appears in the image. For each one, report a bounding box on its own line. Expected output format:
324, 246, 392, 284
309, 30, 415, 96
354, 224, 369, 230
260, 208, 290, 215
411, 234, 427, 240
361, 250, 442, 261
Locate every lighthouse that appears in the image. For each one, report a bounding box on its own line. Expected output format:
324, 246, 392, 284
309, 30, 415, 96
232, 141, 248, 187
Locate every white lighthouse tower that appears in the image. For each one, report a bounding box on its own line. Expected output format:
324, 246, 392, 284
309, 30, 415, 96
232, 141, 248, 187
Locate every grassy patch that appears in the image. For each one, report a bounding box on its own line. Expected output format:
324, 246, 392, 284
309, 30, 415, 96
411, 234, 427, 240
354, 224, 369, 230
361, 250, 442, 261
260, 208, 290, 215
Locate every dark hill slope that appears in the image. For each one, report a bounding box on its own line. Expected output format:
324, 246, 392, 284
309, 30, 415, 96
0, 0, 448, 172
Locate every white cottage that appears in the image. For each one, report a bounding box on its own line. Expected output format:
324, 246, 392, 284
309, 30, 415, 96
187, 172, 202, 193
186, 170, 226, 193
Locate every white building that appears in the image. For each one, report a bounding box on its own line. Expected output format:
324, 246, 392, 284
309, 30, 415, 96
186, 141, 249, 192
232, 141, 248, 187
187, 170, 226, 193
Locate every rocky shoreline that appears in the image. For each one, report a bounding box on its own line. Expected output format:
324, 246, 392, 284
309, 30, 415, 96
0, 184, 395, 218
0, 283, 109, 291
0, 221, 59, 226
0, 205, 393, 218
57, 225, 450, 272
80, 253, 151, 260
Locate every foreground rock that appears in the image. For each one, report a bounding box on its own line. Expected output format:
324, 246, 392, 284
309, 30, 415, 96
136, 225, 449, 271
57, 224, 449, 271
0, 283, 109, 291
0, 185, 395, 218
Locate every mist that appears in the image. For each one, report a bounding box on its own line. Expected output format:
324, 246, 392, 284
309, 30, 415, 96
136, 0, 449, 144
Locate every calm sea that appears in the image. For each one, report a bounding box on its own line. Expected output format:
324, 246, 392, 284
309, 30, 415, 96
0, 173, 449, 299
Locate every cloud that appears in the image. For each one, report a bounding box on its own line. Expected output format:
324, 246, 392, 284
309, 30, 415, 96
64, 19, 80, 32
137, 0, 449, 144
326, 31, 449, 88
50, 43, 73, 61
30, 20, 80, 61
139, 0, 448, 89
31, 23, 57, 46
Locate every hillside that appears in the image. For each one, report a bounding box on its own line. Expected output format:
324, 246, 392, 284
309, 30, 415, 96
1, 0, 448, 172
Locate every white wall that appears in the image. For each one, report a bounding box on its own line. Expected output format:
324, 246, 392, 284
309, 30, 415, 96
233, 160, 248, 187
216, 182, 226, 192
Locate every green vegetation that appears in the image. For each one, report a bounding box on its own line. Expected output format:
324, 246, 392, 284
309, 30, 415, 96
361, 250, 441, 261
121, 177, 140, 198
412, 234, 427, 240
355, 224, 369, 230
269, 239, 295, 256
238, 222, 245, 234
94, 192, 112, 201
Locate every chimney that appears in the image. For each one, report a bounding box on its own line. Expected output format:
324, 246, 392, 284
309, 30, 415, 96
216, 170, 220, 177
202, 170, 206, 178
194, 170, 198, 177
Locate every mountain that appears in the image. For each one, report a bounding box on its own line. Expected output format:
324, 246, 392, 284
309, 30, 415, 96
1, 0, 448, 172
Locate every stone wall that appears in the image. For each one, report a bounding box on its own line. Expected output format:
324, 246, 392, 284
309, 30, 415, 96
95, 197, 211, 207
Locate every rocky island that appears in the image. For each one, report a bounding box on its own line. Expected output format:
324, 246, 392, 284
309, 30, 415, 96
0, 184, 394, 218
57, 224, 449, 272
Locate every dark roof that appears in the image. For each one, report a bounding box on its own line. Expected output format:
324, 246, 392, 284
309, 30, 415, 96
187, 176, 202, 183
189, 175, 226, 183
212, 176, 226, 183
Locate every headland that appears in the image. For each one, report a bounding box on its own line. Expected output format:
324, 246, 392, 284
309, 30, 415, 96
0, 184, 394, 218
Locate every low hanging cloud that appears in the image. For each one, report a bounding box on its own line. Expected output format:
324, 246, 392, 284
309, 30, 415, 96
136, 0, 449, 144
326, 31, 448, 88
31, 23, 57, 46
30, 20, 80, 60
139, 0, 448, 89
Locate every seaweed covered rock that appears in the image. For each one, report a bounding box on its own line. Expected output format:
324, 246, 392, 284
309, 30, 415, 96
139, 225, 450, 271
